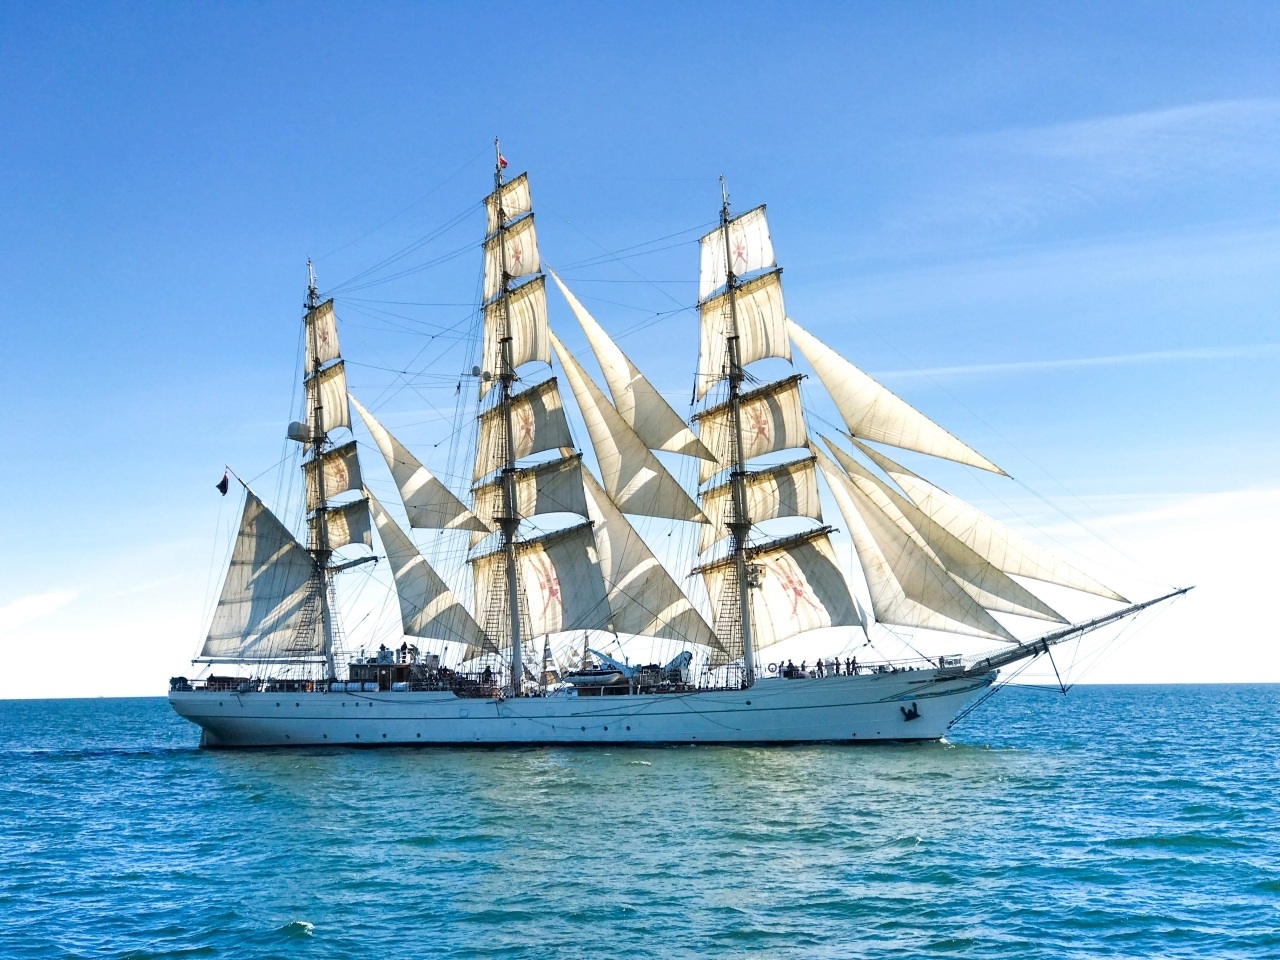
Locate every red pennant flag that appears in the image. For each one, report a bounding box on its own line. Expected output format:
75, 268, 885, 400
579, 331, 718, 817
216, 471, 229, 496
498, 153, 508, 169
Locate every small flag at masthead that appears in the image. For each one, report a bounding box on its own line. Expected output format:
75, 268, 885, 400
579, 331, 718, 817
216, 471, 229, 496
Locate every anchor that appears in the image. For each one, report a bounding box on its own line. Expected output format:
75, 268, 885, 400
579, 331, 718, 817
900, 702, 920, 722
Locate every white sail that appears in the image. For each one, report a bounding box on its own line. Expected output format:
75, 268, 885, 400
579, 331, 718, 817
319, 497, 372, 550
472, 523, 612, 640
813, 447, 1015, 641
367, 491, 494, 656
551, 332, 704, 523
696, 269, 791, 399
483, 215, 540, 301
303, 440, 362, 513
305, 299, 340, 369
787, 319, 1004, 475
852, 439, 1128, 602
201, 490, 321, 661
350, 395, 485, 533
479, 275, 550, 397
473, 378, 574, 481
471, 455, 590, 545
694, 375, 807, 484
699, 529, 863, 658
484, 172, 532, 235
581, 472, 719, 649
699, 456, 822, 553
699, 206, 775, 300
822, 439, 1064, 623
305, 361, 351, 436
549, 269, 713, 460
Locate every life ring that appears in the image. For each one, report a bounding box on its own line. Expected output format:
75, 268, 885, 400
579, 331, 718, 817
767, 662, 778, 674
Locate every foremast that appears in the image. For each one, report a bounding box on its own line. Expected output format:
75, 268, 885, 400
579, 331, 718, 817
493, 141, 525, 695
717, 178, 758, 686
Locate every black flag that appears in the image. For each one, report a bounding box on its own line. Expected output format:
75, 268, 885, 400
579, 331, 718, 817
216, 471, 229, 496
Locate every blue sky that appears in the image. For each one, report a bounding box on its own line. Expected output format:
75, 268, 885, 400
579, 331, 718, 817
3, 2, 1278, 695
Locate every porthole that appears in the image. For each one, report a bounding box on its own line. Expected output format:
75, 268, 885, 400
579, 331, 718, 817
603, 726, 608, 731
355, 733, 360, 739
416, 733, 421, 739
626, 726, 631, 731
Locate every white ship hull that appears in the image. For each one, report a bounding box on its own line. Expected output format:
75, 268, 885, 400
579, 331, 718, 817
169, 669, 996, 748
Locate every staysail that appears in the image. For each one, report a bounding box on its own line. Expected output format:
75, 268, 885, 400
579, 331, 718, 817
549, 270, 713, 460
551, 331, 705, 523
851, 439, 1127, 602
812, 445, 1016, 641
788, 319, 1004, 474
822, 438, 1064, 622
351, 395, 485, 533
367, 491, 494, 657
581, 472, 719, 649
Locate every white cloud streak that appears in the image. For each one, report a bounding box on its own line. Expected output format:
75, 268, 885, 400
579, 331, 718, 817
0, 590, 77, 635
875, 343, 1280, 382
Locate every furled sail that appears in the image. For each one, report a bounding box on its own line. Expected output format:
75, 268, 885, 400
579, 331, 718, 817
549, 270, 713, 460
472, 377, 573, 481
201, 489, 322, 661
699, 205, 775, 300
479, 275, 550, 397
812, 446, 1016, 641
304, 361, 352, 436
484, 172, 532, 235
787, 319, 1004, 475
303, 440, 362, 513
551, 332, 704, 523
696, 269, 791, 399
581, 472, 719, 649
472, 523, 612, 640
698, 528, 863, 660
471, 455, 590, 545
694, 375, 807, 484
305, 299, 340, 369
318, 497, 372, 550
350, 395, 485, 532
822, 439, 1064, 623
852, 439, 1127, 602
367, 491, 494, 657
483, 215, 540, 301
699, 455, 822, 553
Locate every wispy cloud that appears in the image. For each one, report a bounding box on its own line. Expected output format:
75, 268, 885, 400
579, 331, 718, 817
0, 590, 77, 635
876, 343, 1280, 382
880, 98, 1280, 242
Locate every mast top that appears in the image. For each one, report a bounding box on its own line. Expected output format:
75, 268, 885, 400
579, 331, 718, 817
494, 138, 507, 187
306, 259, 318, 310
719, 175, 730, 220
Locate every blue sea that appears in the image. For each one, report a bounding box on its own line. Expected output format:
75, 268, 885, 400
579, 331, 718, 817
1, 685, 1276, 959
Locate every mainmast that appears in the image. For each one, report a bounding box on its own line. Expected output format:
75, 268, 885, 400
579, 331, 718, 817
304, 260, 337, 679
718, 178, 757, 686
494, 140, 523, 694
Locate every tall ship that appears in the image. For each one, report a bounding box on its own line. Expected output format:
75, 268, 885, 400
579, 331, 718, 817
169, 148, 1187, 748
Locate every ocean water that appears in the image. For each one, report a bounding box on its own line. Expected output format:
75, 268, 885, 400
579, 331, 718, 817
0, 686, 1276, 959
